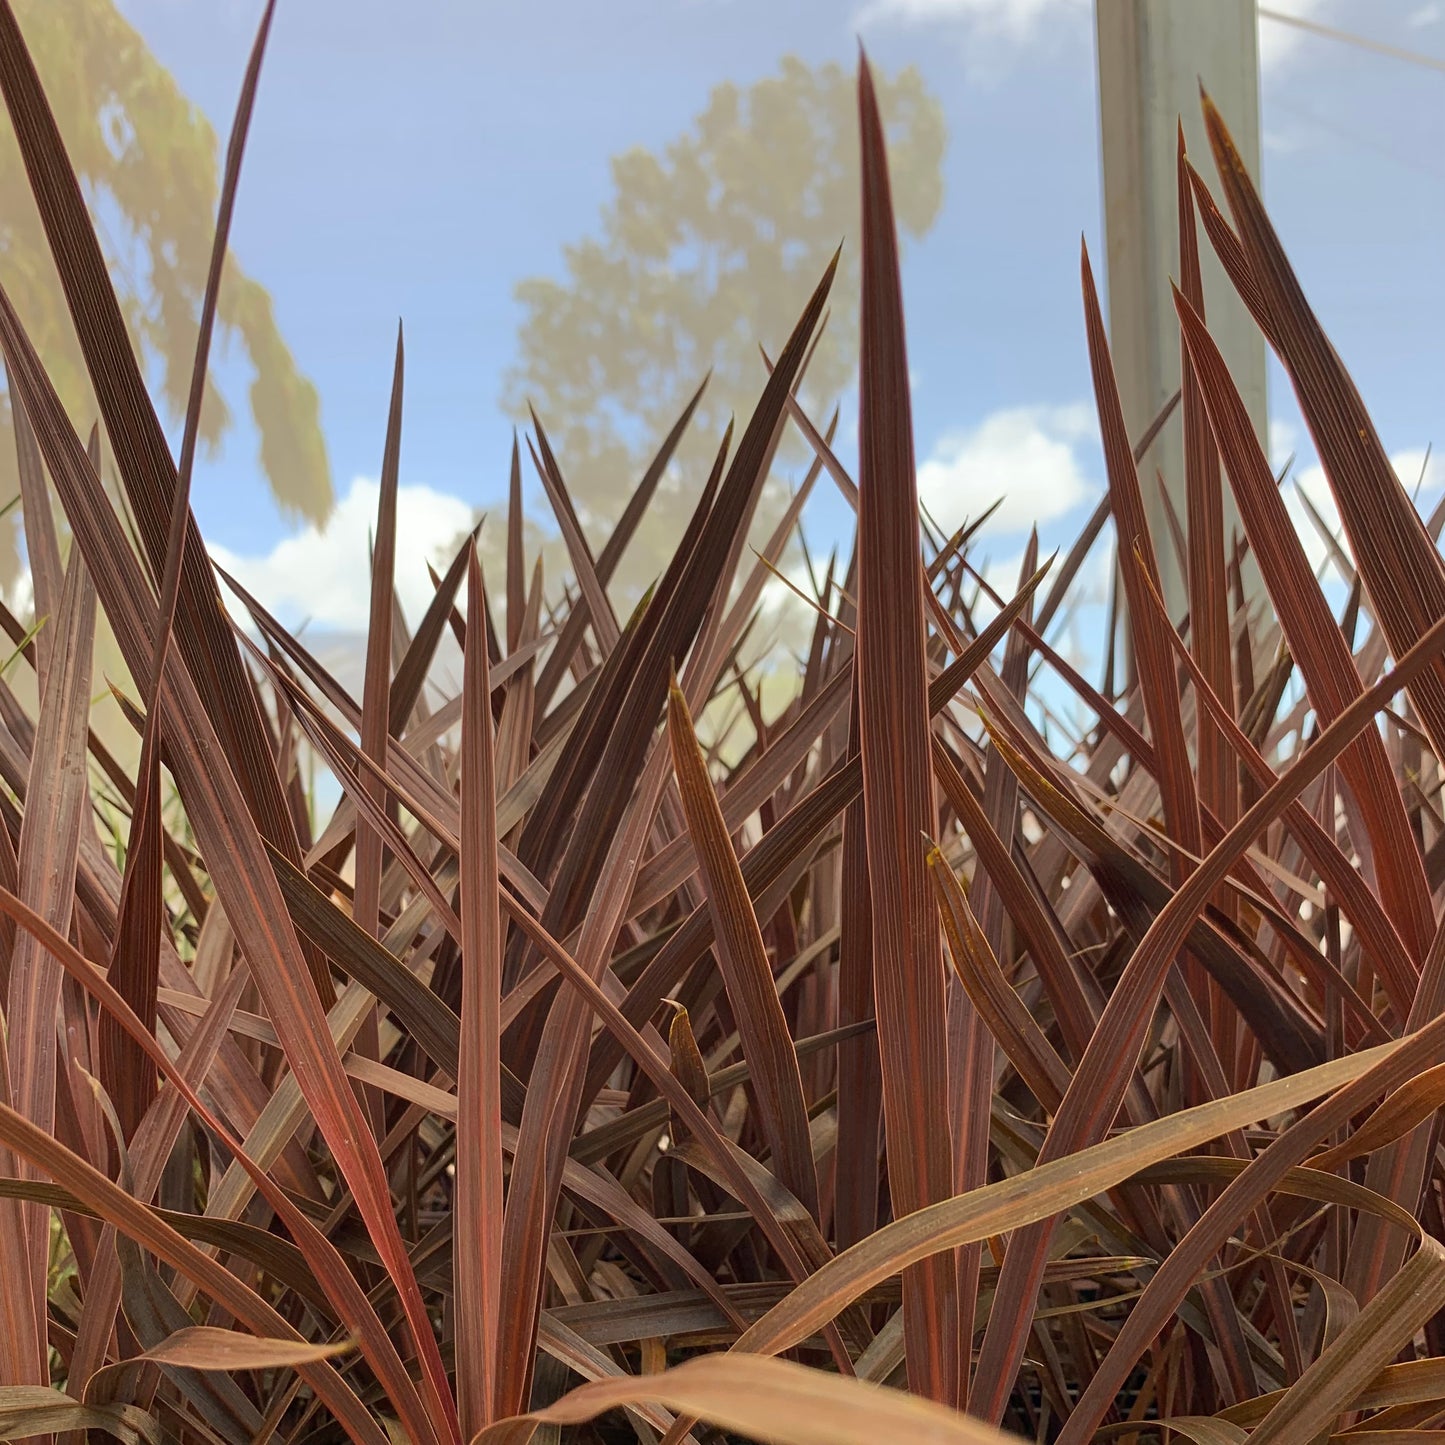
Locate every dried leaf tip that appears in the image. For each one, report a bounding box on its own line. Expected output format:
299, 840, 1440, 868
664, 1002, 711, 1109
1199, 87, 1247, 180
625, 581, 657, 632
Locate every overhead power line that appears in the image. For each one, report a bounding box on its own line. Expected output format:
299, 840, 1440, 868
1259, 7, 1445, 75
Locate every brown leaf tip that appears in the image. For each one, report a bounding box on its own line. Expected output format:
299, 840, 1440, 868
1199, 86, 1248, 180
667, 667, 687, 711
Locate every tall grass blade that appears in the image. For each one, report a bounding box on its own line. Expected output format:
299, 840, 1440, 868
0, 4, 327, 1010
456, 545, 506, 1432
667, 677, 820, 1218
354, 325, 404, 943
1202, 93, 1445, 765
1, 541, 93, 1389
104, 0, 280, 1150
854, 47, 958, 1408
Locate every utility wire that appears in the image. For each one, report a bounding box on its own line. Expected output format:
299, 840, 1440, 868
1259, 6, 1445, 75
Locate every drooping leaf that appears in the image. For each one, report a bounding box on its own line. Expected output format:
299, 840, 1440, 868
1247, 1238, 1445, 1445
733, 1040, 1402, 1360
475, 1355, 1021, 1445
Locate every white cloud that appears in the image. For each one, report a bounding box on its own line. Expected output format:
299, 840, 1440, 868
917, 403, 1098, 537
209, 476, 476, 634
1409, 2, 1443, 27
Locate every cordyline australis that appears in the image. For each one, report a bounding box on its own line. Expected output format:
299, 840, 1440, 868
0, 5, 1438, 1444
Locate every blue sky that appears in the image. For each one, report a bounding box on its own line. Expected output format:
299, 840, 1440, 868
106, 0, 1445, 659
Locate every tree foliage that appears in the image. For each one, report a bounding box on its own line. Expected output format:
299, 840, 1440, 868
502, 55, 945, 602
0, 0, 331, 588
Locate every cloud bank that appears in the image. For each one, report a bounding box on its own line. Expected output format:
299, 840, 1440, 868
209, 476, 476, 634
917, 403, 1099, 536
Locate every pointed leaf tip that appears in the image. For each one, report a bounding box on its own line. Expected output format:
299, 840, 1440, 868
1200, 87, 1247, 180
821, 241, 843, 288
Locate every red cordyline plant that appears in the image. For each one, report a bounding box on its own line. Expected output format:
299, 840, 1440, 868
0, 3, 1441, 1442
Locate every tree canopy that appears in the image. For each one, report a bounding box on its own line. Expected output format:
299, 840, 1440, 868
0, 0, 331, 588
502, 54, 945, 605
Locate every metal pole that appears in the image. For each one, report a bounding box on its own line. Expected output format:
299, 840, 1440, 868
1095, 0, 1268, 625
